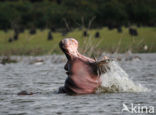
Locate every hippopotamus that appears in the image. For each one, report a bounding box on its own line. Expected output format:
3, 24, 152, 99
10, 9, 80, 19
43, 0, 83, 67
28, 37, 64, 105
58, 38, 109, 95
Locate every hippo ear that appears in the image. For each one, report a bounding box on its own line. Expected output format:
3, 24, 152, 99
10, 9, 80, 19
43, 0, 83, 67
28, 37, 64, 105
95, 59, 111, 76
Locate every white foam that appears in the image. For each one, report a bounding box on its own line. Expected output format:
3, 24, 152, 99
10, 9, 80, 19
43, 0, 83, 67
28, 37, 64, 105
97, 61, 149, 93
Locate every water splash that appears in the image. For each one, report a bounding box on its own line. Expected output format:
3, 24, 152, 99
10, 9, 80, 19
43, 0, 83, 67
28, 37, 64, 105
97, 61, 149, 93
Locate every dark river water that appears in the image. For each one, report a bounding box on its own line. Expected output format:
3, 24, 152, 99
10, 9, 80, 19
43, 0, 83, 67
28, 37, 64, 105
0, 54, 156, 115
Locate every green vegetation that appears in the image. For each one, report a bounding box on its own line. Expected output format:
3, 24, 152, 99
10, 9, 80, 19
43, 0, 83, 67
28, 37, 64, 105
0, 0, 156, 30
0, 27, 155, 56
0, 0, 155, 56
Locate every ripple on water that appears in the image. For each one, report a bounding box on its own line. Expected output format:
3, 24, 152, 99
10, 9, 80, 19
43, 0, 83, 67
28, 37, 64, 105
0, 54, 156, 115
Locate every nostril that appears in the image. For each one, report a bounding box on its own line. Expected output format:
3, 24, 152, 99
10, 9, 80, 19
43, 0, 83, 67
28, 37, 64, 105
71, 39, 75, 43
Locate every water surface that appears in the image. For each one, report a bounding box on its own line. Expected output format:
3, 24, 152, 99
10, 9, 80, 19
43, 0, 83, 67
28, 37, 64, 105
0, 54, 156, 115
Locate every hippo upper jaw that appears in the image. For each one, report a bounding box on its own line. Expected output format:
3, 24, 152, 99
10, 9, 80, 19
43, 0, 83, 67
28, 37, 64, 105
59, 38, 79, 60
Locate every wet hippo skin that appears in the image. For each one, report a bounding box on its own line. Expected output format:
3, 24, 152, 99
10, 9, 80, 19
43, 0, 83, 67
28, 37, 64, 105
58, 38, 108, 95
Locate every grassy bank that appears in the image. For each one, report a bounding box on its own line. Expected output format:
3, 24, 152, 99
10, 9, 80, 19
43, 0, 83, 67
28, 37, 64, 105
0, 27, 156, 56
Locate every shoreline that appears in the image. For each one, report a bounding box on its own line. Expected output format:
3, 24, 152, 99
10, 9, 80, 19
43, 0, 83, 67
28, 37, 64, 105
0, 27, 156, 55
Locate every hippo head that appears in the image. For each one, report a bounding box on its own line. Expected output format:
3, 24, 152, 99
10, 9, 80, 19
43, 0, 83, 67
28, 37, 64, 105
59, 38, 109, 94
59, 38, 79, 60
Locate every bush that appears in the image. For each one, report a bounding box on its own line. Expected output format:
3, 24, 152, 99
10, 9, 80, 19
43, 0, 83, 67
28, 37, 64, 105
0, 0, 155, 30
